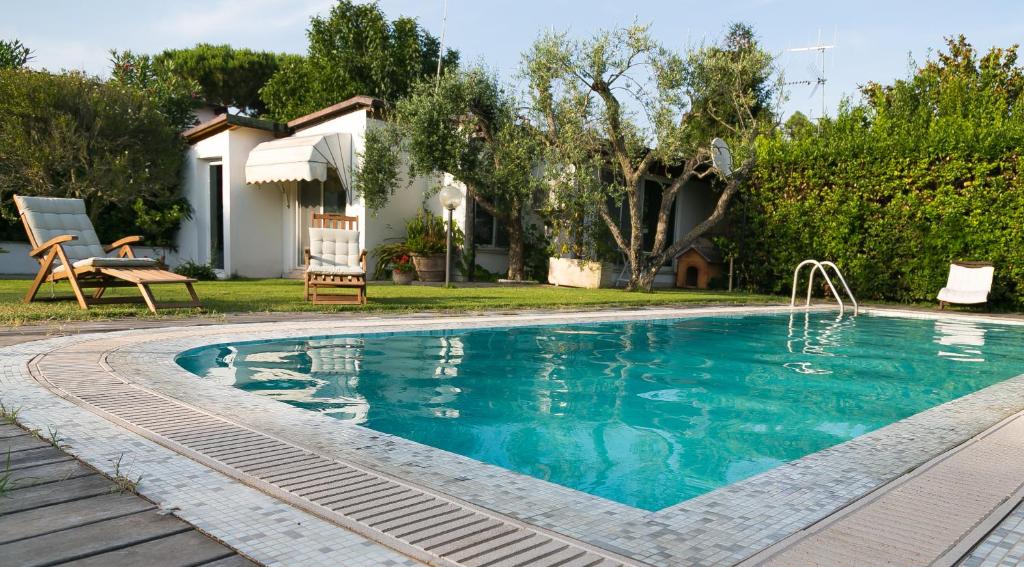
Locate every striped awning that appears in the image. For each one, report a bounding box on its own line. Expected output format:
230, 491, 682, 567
245, 133, 349, 184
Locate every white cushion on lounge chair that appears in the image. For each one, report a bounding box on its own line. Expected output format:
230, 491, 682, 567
937, 263, 993, 305
53, 257, 159, 273
308, 227, 362, 275
307, 264, 365, 276
14, 195, 106, 262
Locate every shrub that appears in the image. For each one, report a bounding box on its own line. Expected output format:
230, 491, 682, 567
732, 37, 1024, 308
404, 209, 462, 256
173, 261, 219, 281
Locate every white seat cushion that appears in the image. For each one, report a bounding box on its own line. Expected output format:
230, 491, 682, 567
308, 227, 361, 273
937, 287, 989, 305
307, 265, 365, 276
15, 195, 106, 262
53, 257, 159, 273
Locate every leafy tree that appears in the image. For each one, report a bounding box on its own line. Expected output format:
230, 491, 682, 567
0, 70, 189, 246
356, 68, 544, 280
260, 0, 459, 121
109, 50, 202, 131
783, 111, 815, 139
0, 38, 32, 69
524, 22, 778, 290
154, 44, 300, 116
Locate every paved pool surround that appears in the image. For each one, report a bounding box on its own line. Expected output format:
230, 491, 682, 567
5, 305, 1024, 566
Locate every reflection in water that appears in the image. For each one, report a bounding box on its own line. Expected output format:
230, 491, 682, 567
177, 314, 1024, 511
935, 320, 987, 363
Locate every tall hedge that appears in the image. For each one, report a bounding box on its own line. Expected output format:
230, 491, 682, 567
732, 37, 1024, 308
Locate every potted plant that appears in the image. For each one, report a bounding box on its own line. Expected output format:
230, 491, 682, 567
371, 241, 415, 284
405, 210, 462, 282
391, 254, 415, 284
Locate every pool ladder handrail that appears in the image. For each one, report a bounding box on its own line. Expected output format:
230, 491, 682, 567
790, 259, 859, 316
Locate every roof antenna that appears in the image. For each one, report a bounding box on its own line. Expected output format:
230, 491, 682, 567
786, 28, 836, 119
435, 0, 448, 91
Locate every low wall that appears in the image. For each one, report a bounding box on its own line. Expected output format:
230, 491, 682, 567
0, 241, 185, 276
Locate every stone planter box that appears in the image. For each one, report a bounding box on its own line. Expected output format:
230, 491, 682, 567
412, 254, 446, 282
547, 257, 618, 289
392, 269, 414, 285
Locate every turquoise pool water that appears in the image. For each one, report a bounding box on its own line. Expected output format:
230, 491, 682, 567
176, 313, 1024, 511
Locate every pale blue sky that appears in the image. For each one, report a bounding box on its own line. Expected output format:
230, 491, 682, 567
5, 0, 1022, 119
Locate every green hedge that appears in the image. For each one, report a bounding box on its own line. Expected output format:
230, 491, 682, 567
731, 38, 1024, 308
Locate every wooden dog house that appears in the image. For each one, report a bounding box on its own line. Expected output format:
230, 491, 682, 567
675, 238, 725, 289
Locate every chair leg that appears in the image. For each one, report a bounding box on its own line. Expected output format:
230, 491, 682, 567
24, 249, 56, 304
55, 248, 89, 310
184, 282, 201, 308
136, 283, 158, 314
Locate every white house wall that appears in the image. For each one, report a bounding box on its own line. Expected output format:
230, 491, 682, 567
226, 128, 283, 278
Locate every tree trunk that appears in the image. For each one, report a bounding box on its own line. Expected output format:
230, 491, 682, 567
463, 185, 477, 281
506, 207, 525, 281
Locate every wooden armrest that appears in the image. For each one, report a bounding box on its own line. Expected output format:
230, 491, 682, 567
360, 250, 367, 270
304, 248, 311, 263
105, 235, 143, 253
29, 235, 77, 257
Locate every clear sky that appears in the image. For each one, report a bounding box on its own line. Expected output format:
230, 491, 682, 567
5, 0, 1023, 119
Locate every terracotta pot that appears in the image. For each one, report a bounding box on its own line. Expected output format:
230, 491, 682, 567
412, 254, 446, 282
392, 269, 414, 285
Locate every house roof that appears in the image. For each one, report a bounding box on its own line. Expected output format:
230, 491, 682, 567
286, 95, 386, 131
184, 95, 387, 145
183, 114, 289, 144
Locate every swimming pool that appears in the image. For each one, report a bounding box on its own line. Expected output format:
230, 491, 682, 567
176, 312, 1024, 511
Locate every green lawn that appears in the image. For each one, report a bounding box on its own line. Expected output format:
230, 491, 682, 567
0, 278, 779, 325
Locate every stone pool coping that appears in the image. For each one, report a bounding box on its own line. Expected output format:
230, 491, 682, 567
7, 305, 1024, 565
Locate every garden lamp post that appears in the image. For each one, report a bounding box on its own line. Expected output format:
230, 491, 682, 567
438, 184, 463, 286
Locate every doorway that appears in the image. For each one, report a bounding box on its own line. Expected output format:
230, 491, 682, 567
209, 163, 225, 270
296, 174, 347, 267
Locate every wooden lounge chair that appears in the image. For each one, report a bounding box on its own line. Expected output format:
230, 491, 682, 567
938, 261, 994, 309
303, 213, 367, 305
15, 195, 201, 313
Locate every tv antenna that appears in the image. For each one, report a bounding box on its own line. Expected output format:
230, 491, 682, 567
786, 29, 836, 118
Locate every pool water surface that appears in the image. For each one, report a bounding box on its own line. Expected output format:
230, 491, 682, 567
176, 313, 1024, 510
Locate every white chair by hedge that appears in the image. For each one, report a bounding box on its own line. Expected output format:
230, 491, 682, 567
937, 261, 994, 309
304, 213, 367, 305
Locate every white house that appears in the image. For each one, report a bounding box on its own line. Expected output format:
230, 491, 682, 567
177, 95, 512, 279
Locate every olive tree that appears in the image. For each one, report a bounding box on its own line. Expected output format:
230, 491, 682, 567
524, 22, 778, 290
356, 67, 543, 280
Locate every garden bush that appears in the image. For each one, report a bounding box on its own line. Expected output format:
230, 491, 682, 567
732, 37, 1024, 308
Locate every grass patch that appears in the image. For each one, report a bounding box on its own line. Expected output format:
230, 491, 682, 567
109, 453, 142, 494
0, 278, 779, 325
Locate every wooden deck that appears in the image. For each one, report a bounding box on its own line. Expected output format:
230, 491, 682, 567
0, 422, 257, 567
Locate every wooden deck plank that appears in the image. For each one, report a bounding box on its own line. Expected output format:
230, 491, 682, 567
0, 474, 109, 516
0, 493, 154, 545
2, 434, 50, 453
6, 446, 73, 470
0, 424, 28, 439
6, 459, 96, 489
0, 509, 191, 567
67, 530, 236, 567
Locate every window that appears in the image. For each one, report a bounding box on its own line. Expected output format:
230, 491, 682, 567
473, 202, 508, 247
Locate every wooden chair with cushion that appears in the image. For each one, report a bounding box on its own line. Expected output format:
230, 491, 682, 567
15, 195, 201, 313
304, 213, 367, 305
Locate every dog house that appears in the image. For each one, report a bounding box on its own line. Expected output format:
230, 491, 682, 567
675, 238, 725, 289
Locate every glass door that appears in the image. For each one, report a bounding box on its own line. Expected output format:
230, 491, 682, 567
296, 175, 348, 267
